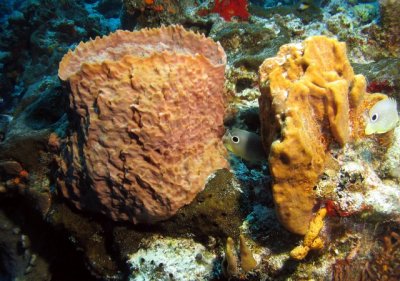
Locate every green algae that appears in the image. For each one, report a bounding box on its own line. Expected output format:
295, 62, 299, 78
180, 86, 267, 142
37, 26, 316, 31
353, 4, 378, 23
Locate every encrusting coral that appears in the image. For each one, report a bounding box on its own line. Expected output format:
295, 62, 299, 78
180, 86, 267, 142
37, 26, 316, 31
211, 0, 250, 21
259, 36, 386, 235
57, 25, 228, 224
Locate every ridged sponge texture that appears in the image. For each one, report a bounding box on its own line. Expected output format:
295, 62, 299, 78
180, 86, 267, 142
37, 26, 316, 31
57, 25, 228, 223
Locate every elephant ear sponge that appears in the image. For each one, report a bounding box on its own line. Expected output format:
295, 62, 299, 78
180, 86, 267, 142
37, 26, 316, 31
57, 25, 228, 224
259, 36, 384, 235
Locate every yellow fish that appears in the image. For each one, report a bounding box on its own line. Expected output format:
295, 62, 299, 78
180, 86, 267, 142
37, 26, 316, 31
365, 98, 399, 135
223, 128, 266, 163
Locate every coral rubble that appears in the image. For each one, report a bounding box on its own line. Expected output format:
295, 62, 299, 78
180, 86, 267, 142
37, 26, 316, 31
128, 235, 217, 281
122, 0, 204, 30
57, 25, 228, 224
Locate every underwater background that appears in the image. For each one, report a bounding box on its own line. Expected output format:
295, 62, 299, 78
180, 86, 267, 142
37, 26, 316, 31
0, 0, 399, 280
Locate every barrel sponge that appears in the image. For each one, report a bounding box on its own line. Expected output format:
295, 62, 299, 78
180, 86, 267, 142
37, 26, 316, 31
259, 36, 381, 235
57, 25, 228, 223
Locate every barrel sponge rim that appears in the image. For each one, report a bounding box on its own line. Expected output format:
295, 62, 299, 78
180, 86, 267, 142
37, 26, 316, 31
58, 25, 226, 81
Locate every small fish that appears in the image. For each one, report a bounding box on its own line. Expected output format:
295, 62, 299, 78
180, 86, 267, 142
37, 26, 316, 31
223, 128, 266, 163
365, 98, 399, 135
0, 114, 13, 122
296, 0, 320, 11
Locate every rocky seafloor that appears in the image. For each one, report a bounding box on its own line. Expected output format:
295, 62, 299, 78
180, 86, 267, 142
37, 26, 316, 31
0, 0, 399, 280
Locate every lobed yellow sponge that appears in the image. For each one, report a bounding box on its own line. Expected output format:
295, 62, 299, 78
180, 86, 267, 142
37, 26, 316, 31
259, 36, 386, 235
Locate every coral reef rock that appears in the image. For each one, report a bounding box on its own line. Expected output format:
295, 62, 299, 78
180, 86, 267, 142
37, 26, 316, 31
57, 25, 228, 224
379, 0, 400, 55
128, 235, 217, 281
259, 36, 384, 235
